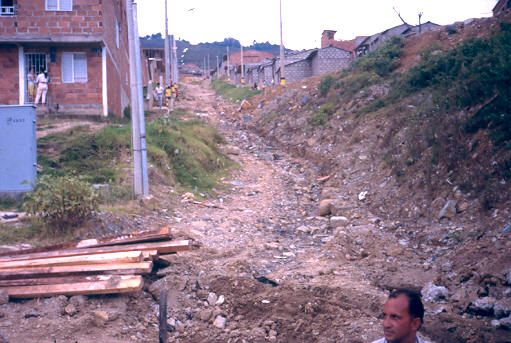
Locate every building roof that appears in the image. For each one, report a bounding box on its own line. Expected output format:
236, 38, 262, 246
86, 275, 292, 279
140, 38, 164, 50
228, 50, 274, 65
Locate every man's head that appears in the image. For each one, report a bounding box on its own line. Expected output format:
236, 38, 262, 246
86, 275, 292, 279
382, 289, 424, 343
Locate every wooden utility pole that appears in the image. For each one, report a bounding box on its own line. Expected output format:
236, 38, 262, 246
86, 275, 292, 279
279, 0, 285, 86
164, 0, 170, 86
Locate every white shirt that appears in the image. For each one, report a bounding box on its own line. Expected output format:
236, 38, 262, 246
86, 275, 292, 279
36, 73, 48, 85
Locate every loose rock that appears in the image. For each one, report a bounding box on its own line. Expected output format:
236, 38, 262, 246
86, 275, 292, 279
422, 282, 449, 302
0, 291, 8, 305
213, 315, 227, 329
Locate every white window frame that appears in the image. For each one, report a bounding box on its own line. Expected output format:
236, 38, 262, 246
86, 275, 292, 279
61, 52, 88, 83
45, 0, 73, 11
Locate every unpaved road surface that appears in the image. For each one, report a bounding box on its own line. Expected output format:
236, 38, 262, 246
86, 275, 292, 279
2, 78, 508, 343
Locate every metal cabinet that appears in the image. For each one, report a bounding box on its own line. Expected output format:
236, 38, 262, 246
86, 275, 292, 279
0, 105, 37, 194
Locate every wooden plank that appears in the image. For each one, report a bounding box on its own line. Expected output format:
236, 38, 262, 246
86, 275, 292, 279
0, 275, 135, 287
76, 226, 172, 248
0, 227, 172, 258
2, 275, 143, 299
0, 240, 190, 262
0, 251, 144, 270
0, 262, 153, 279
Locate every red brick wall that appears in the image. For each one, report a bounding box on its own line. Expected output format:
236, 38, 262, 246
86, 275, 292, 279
0, 46, 19, 105
102, 0, 130, 116
4, 0, 104, 36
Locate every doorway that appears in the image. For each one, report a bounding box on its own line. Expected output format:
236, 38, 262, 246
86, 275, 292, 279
24, 53, 47, 104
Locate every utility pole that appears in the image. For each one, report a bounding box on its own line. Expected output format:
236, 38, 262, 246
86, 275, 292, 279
207, 54, 210, 79
133, 2, 149, 196
279, 0, 285, 86
125, 0, 148, 197
170, 34, 178, 83
164, 0, 170, 86
216, 55, 219, 79
418, 12, 423, 33
240, 45, 244, 84
226, 46, 230, 80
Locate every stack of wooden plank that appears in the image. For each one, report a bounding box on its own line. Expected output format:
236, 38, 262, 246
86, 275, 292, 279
0, 227, 189, 299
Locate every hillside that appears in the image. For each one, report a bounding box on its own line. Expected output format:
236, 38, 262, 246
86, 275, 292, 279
238, 14, 511, 343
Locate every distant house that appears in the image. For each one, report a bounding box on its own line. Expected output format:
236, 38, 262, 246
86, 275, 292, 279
257, 59, 275, 86
321, 30, 367, 58
222, 50, 274, 84
140, 38, 166, 86
493, 0, 511, 16
355, 21, 440, 56
0, 0, 131, 117
311, 46, 353, 76
272, 46, 353, 84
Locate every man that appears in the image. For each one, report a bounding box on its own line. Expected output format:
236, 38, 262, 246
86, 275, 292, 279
372, 289, 430, 343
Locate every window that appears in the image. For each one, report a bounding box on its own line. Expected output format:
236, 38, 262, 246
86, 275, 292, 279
45, 0, 72, 11
62, 52, 87, 83
0, 0, 16, 16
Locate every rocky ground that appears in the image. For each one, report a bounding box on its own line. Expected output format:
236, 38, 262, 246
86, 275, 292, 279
0, 77, 510, 343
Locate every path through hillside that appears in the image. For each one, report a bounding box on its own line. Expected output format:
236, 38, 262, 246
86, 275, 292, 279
148, 80, 393, 342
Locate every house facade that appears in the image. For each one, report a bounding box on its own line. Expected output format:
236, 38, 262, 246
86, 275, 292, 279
355, 22, 440, 56
311, 46, 353, 76
493, 0, 511, 16
0, 0, 131, 116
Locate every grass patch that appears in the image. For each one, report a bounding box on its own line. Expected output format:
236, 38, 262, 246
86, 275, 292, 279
146, 117, 235, 192
308, 102, 337, 126
211, 79, 261, 102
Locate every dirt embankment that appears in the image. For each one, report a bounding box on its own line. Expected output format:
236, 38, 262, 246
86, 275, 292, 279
232, 17, 511, 343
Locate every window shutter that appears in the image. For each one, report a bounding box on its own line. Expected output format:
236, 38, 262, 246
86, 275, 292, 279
60, 0, 73, 11
74, 54, 88, 83
46, 0, 58, 10
62, 52, 73, 83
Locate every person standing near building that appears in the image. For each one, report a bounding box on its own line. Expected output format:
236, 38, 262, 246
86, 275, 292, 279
154, 82, 164, 108
27, 69, 36, 102
34, 70, 49, 106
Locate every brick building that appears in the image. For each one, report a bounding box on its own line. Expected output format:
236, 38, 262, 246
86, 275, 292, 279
0, 0, 131, 116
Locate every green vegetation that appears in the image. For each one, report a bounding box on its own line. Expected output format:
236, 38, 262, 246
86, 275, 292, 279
146, 117, 234, 192
403, 23, 511, 149
23, 175, 99, 229
211, 80, 261, 102
354, 37, 404, 77
309, 102, 337, 126
318, 75, 335, 97
38, 113, 233, 195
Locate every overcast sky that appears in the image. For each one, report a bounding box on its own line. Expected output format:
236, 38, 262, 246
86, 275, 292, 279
137, 0, 497, 50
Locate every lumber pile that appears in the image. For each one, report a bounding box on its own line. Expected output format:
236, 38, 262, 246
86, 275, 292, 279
0, 227, 189, 299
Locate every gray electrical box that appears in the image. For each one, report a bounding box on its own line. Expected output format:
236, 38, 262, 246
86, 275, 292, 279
0, 105, 37, 195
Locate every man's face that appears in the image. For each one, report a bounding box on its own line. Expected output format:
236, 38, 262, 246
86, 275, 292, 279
382, 295, 421, 343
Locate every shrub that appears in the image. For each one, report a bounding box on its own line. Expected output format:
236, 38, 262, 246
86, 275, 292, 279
354, 37, 404, 77
23, 175, 99, 229
318, 75, 335, 97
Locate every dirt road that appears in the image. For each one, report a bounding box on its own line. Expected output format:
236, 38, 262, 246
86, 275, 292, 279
3, 78, 506, 343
